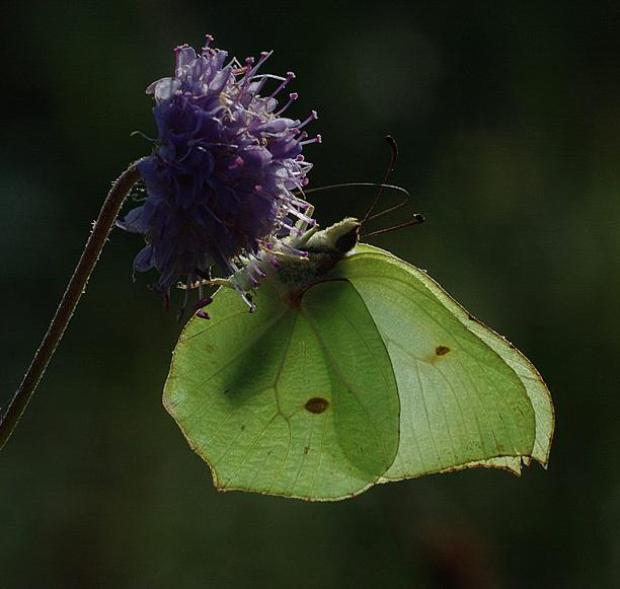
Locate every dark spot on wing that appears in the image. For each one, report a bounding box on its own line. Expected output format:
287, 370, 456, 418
435, 345, 451, 356
305, 397, 329, 414
287, 290, 303, 309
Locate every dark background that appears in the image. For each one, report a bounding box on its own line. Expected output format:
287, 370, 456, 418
1, 1, 618, 587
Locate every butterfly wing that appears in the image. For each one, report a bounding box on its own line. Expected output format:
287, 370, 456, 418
330, 243, 553, 481
164, 278, 400, 501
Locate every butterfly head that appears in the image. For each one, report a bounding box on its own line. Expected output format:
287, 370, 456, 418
299, 217, 361, 256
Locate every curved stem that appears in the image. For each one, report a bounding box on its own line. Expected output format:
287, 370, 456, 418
0, 160, 143, 451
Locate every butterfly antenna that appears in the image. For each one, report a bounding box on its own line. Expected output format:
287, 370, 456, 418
364, 187, 411, 223
363, 213, 426, 238
361, 135, 399, 224
302, 181, 409, 198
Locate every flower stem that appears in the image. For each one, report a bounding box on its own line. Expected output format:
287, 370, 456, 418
0, 161, 143, 451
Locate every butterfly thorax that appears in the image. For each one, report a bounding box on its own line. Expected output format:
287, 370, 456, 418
230, 217, 360, 298
276, 217, 360, 289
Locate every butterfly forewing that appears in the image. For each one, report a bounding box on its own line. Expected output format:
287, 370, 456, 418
330, 244, 552, 481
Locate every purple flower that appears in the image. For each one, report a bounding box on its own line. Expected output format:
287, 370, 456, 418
119, 36, 320, 293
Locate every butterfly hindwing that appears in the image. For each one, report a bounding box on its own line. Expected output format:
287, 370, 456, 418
164, 277, 400, 501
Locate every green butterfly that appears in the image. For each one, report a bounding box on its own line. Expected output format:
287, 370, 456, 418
164, 218, 554, 501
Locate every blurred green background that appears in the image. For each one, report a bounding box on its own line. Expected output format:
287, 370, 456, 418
1, 1, 618, 587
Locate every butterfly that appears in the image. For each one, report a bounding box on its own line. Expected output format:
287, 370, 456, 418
163, 213, 554, 501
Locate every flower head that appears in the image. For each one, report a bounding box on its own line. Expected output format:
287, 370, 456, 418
119, 36, 319, 293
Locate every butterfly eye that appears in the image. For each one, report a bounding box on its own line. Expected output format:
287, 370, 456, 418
333, 223, 361, 254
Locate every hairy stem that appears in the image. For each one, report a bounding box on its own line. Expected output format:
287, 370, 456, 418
0, 161, 143, 451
